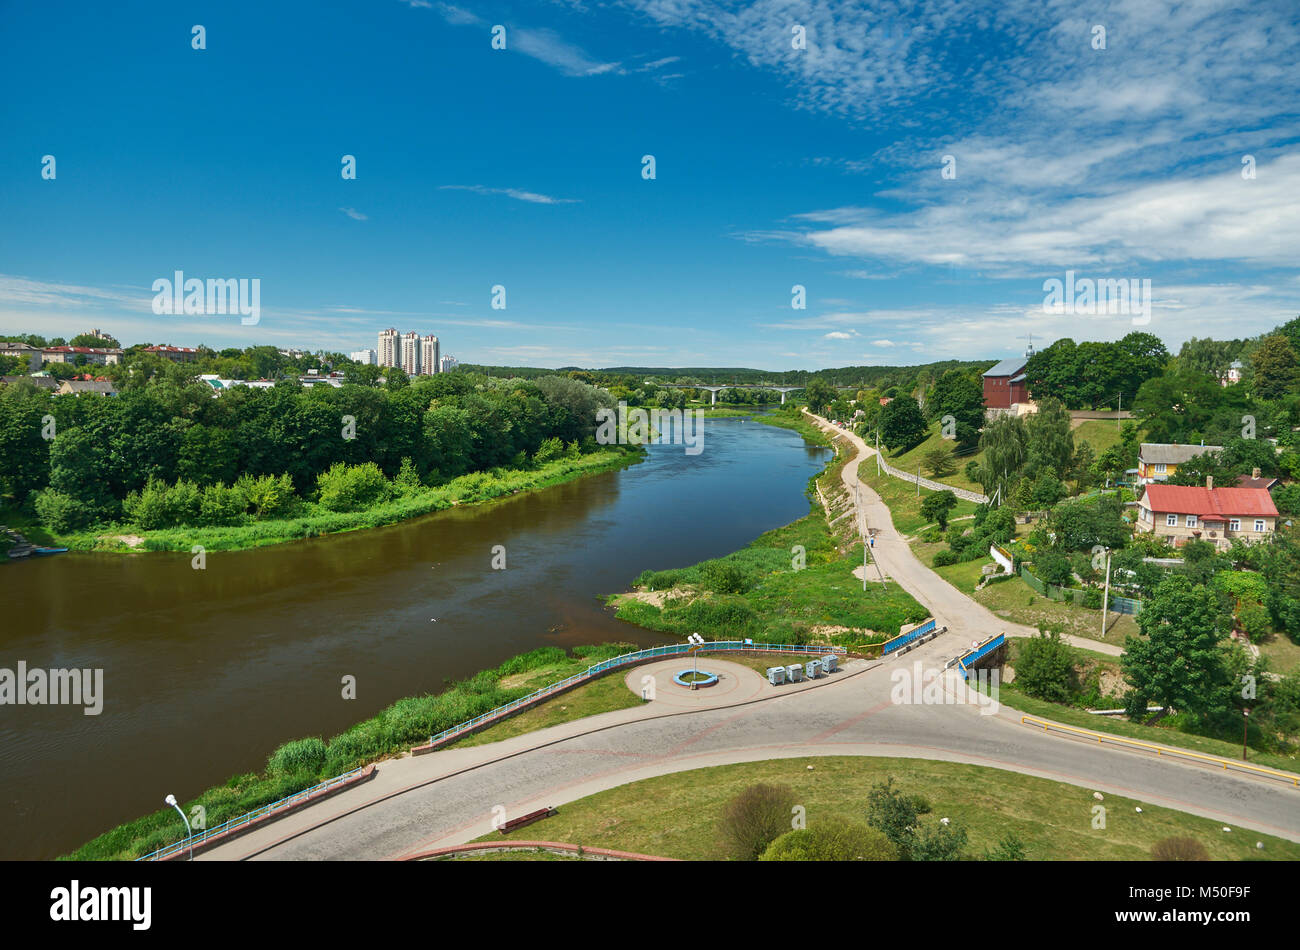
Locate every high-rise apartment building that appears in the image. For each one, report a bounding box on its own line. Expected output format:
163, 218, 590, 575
400, 332, 421, 375
440, 354, 458, 373
419, 335, 440, 375
350, 349, 376, 365
377, 328, 399, 368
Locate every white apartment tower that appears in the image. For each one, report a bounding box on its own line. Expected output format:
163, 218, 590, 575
400, 331, 421, 375
419, 335, 440, 375
377, 328, 399, 368
440, 354, 458, 373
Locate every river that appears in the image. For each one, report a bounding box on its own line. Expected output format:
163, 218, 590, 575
0, 416, 830, 860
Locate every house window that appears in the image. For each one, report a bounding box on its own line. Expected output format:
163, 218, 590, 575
1154, 463, 1167, 474
1186, 515, 1197, 528
1166, 513, 1177, 527
1255, 519, 1266, 532
1229, 519, 1240, 531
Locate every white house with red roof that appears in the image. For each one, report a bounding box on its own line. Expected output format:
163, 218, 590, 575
1136, 478, 1278, 549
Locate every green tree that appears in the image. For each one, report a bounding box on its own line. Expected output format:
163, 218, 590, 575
880, 397, 927, 451
1014, 629, 1078, 702
1024, 398, 1075, 481
804, 378, 837, 414
761, 820, 897, 861
975, 414, 1028, 502
1122, 575, 1234, 722
1251, 335, 1300, 400
922, 445, 956, 478
920, 490, 958, 530
720, 783, 797, 861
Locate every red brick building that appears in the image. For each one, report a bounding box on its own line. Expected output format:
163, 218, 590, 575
982, 356, 1029, 410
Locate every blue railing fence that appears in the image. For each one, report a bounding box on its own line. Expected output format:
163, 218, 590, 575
881, 618, 936, 655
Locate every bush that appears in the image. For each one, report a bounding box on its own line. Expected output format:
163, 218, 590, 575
761, 820, 897, 861
236, 472, 296, 518
932, 549, 961, 568
33, 488, 93, 532
1150, 836, 1209, 861
720, 783, 797, 861
534, 437, 565, 465
1014, 629, 1077, 703
1034, 551, 1073, 587
315, 463, 391, 512
701, 560, 752, 594
198, 482, 247, 526
1082, 587, 1103, 609
267, 737, 327, 776
123, 477, 201, 529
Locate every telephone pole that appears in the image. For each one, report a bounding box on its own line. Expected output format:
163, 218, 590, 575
1101, 548, 1112, 638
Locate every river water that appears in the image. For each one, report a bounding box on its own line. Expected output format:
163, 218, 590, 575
0, 416, 829, 860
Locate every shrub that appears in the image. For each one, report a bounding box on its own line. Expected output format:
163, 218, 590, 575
701, 560, 751, 594
34, 488, 93, 532
534, 437, 565, 465
198, 482, 246, 526
932, 549, 960, 568
1014, 629, 1077, 703
761, 820, 897, 861
315, 463, 391, 512
267, 737, 327, 776
719, 783, 797, 861
1150, 836, 1209, 861
1034, 551, 1073, 587
984, 833, 1028, 861
1082, 587, 1103, 609
236, 472, 297, 518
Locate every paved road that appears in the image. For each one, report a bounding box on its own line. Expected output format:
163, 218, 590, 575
194, 418, 1298, 859
807, 412, 1122, 657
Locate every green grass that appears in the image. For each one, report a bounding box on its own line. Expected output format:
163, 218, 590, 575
1072, 419, 1125, 457
973, 572, 1138, 647
985, 678, 1300, 776
448, 673, 644, 749
69, 641, 639, 860
855, 460, 979, 535
884, 421, 985, 493
52, 448, 638, 554
478, 756, 1300, 860
1258, 632, 1300, 674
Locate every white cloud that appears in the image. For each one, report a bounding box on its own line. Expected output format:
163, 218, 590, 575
339, 207, 368, 221
439, 185, 580, 205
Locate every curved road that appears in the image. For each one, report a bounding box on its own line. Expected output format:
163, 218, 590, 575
195, 416, 1297, 859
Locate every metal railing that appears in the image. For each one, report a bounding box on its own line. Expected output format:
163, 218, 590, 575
415, 641, 847, 750
1020, 716, 1300, 786
137, 765, 371, 862
957, 633, 1005, 679
881, 618, 936, 655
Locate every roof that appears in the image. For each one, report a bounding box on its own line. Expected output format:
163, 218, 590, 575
1236, 475, 1279, 491
983, 357, 1028, 378
59, 380, 116, 394
1140, 442, 1223, 465
1143, 484, 1278, 518
0, 375, 58, 388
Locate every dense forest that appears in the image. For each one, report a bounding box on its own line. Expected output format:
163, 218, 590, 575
0, 368, 622, 534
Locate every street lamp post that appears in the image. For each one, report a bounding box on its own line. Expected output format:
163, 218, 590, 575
165, 793, 194, 861
1242, 708, 1250, 761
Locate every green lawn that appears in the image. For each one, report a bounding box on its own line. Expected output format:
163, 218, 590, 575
1258, 632, 1300, 674
855, 461, 979, 535
448, 673, 645, 749
970, 572, 1138, 647
1072, 419, 1125, 456
478, 756, 1300, 860
883, 422, 984, 493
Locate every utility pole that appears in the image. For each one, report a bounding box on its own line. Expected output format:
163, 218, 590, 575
1101, 548, 1111, 638
916, 465, 920, 498
1117, 392, 1121, 430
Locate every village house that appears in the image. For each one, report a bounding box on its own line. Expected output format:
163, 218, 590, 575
144, 344, 199, 362
1137, 442, 1223, 484
40, 345, 123, 366
1236, 467, 1280, 492
1136, 479, 1278, 549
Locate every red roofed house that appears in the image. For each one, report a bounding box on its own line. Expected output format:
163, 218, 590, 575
144, 344, 199, 362
1137, 478, 1278, 550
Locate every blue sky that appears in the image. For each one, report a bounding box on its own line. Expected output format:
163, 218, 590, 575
2, 0, 1298, 370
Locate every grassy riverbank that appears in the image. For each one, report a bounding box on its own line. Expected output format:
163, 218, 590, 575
480, 756, 1300, 860
70, 642, 642, 860
609, 409, 930, 649
41, 448, 639, 554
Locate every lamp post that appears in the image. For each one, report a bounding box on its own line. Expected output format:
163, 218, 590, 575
165, 793, 194, 861
1242, 708, 1250, 761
